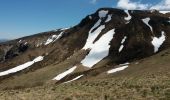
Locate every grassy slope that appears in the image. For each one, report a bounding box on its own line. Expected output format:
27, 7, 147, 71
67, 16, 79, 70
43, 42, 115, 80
0, 48, 170, 100
0, 50, 87, 89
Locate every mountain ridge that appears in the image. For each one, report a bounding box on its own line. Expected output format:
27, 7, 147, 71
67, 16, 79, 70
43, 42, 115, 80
0, 8, 170, 99
0, 39, 8, 43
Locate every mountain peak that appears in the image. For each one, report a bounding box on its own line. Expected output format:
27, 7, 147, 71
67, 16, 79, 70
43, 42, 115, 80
0, 8, 170, 99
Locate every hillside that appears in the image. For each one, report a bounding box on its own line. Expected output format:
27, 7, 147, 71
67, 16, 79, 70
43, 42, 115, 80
0, 8, 170, 99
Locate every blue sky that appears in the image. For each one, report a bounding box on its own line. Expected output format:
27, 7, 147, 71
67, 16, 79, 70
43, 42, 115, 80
0, 0, 165, 39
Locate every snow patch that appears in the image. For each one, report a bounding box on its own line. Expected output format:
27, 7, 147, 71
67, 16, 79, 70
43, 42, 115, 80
60, 27, 69, 31
24, 42, 28, 45
124, 10, 132, 23
119, 45, 124, 52
81, 10, 114, 68
87, 10, 108, 34
121, 36, 127, 44
105, 14, 112, 23
44, 32, 64, 45
82, 10, 110, 50
83, 25, 105, 49
0, 56, 44, 76
18, 40, 22, 43
81, 29, 115, 68
36, 42, 42, 47
64, 75, 84, 83
89, 19, 102, 34
53, 66, 77, 80
150, 9, 157, 13
159, 11, 170, 14
44, 35, 57, 45
98, 10, 108, 18
119, 62, 130, 66
135, 62, 139, 64
142, 18, 153, 32
151, 31, 166, 53
33, 56, 44, 62
119, 36, 127, 52
107, 65, 128, 74
54, 32, 64, 42
89, 16, 92, 19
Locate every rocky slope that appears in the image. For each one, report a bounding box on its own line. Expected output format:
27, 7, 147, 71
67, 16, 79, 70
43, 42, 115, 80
0, 8, 170, 99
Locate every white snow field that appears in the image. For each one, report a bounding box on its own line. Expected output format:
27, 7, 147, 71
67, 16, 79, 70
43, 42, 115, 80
81, 29, 115, 68
82, 11, 110, 49
81, 10, 115, 68
83, 25, 105, 49
151, 31, 166, 53
85, 10, 108, 38
0, 56, 44, 76
53, 66, 77, 80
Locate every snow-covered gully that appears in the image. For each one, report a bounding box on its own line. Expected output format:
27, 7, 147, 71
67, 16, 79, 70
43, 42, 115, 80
81, 10, 116, 68
124, 10, 132, 24
81, 29, 116, 68
142, 17, 153, 32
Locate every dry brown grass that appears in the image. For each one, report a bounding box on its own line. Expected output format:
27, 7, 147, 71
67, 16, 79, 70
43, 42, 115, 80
0, 71, 169, 100
0, 47, 170, 100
